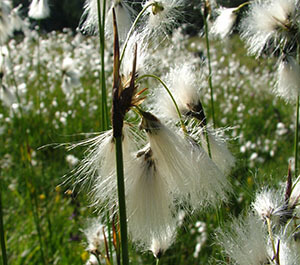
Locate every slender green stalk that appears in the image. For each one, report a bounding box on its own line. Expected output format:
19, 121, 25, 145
97, 0, 109, 131
136, 74, 187, 133
204, 127, 212, 159
202, 12, 216, 128
156, 258, 160, 265
114, 136, 129, 265
266, 217, 277, 261
295, 95, 299, 178
96, 1, 114, 262
120, 2, 155, 64
0, 175, 8, 265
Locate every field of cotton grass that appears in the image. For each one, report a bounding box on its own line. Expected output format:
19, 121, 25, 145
2, 0, 300, 264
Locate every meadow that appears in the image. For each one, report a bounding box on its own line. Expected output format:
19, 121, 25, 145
1, 1, 300, 265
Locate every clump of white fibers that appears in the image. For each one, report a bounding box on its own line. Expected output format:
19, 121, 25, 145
240, 0, 299, 56
61, 57, 81, 99
190, 125, 235, 175
28, 0, 50, 20
252, 187, 286, 223
0, 0, 12, 44
79, 0, 133, 39
150, 231, 175, 259
105, 1, 134, 41
275, 55, 300, 103
126, 146, 176, 248
68, 125, 139, 213
211, 7, 237, 39
142, 0, 185, 39
153, 63, 201, 119
140, 111, 230, 209
217, 213, 271, 265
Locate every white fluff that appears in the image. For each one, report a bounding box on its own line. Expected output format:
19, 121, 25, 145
211, 8, 237, 39
28, 0, 50, 20
275, 55, 300, 103
0, 0, 12, 44
80, 0, 133, 39
142, 113, 230, 209
241, 0, 299, 56
126, 147, 176, 249
142, 0, 185, 39
252, 187, 285, 223
217, 213, 271, 265
105, 1, 134, 41
62, 57, 81, 98
189, 125, 235, 175
153, 63, 201, 119
69, 126, 139, 213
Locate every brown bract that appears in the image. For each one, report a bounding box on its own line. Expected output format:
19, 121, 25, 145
111, 8, 144, 138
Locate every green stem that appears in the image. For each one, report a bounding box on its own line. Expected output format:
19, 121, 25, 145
136, 74, 187, 134
115, 136, 129, 265
119, 2, 155, 64
295, 95, 299, 178
156, 258, 160, 265
202, 12, 216, 128
97, 0, 109, 131
266, 217, 277, 260
204, 127, 212, 159
0, 175, 8, 265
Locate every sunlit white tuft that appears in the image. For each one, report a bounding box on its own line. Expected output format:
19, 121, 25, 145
211, 8, 237, 39
275, 55, 300, 102
28, 0, 50, 20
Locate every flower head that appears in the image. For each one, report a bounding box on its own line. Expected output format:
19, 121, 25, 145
28, 0, 50, 20
217, 213, 271, 265
0, 0, 12, 44
275, 55, 300, 102
142, 0, 185, 39
211, 7, 237, 38
241, 0, 299, 56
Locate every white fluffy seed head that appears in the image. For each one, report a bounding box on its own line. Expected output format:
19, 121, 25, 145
153, 63, 200, 119
275, 55, 300, 103
68, 126, 140, 214
62, 57, 81, 96
82, 218, 106, 253
105, 1, 134, 41
150, 232, 174, 259
28, 0, 50, 20
252, 188, 285, 223
217, 213, 270, 265
80, 0, 133, 39
211, 7, 237, 39
142, 0, 185, 39
240, 0, 299, 56
126, 146, 176, 249
141, 112, 230, 209
189, 125, 235, 175
0, 0, 12, 44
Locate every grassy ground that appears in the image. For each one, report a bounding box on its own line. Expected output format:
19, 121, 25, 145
0, 29, 296, 265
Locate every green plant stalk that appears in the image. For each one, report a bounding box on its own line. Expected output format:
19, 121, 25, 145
203, 13, 216, 128
0, 174, 8, 265
204, 127, 212, 159
97, 0, 109, 131
120, 2, 155, 64
295, 95, 299, 178
114, 136, 129, 265
156, 258, 160, 265
97, 1, 114, 261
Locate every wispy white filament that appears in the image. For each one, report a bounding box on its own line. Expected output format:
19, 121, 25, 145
28, 0, 50, 20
